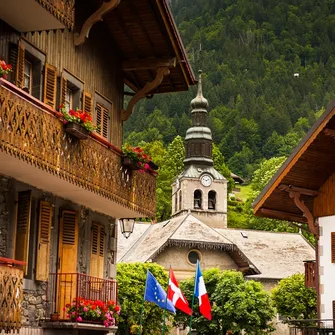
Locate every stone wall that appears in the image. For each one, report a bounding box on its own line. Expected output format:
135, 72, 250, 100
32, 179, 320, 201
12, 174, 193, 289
22, 282, 47, 327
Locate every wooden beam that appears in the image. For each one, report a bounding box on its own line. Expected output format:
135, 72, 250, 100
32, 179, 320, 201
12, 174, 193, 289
74, 0, 121, 46
278, 184, 319, 196
259, 208, 307, 223
121, 67, 170, 121
122, 57, 176, 71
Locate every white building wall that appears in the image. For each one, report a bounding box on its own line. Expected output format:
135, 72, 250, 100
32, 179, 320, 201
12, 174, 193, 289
319, 216, 335, 320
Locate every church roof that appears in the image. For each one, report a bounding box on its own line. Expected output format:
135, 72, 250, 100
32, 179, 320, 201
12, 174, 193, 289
179, 165, 226, 180
118, 213, 235, 263
118, 216, 315, 280
217, 228, 315, 279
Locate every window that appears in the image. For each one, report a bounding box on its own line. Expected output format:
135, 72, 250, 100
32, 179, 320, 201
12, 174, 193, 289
187, 250, 201, 265
59, 70, 84, 111
23, 59, 32, 94
331, 232, 335, 263
65, 87, 73, 111
174, 193, 178, 212
208, 191, 216, 210
179, 191, 182, 211
194, 190, 202, 209
11, 40, 45, 100
95, 93, 112, 141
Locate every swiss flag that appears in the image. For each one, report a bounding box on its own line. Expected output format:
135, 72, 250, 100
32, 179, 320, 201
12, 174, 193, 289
195, 261, 211, 320
167, 268, 192, 315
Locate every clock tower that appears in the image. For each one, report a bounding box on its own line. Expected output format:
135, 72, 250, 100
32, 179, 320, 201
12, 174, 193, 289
171, 71, 228, 228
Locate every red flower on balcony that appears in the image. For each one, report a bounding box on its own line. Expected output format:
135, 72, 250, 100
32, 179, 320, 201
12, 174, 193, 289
122, 144, 155, 173
0, 60, 12, 79
64, 297, 120, 327
59, 105, 97, 132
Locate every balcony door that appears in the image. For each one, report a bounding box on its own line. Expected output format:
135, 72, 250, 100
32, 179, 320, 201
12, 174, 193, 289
57, 210, 78, 318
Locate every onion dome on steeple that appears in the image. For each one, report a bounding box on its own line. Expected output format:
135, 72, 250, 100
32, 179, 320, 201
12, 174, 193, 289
184, 70, 213, 167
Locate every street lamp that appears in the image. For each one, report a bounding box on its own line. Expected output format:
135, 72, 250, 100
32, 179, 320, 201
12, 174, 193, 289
119, 218, 136, 238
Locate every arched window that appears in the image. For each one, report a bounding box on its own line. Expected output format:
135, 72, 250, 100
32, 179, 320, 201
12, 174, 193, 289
179, 191, 182, 211
194, 190, 202, 209
174, 193, 178, 212
208, 191, 216, 210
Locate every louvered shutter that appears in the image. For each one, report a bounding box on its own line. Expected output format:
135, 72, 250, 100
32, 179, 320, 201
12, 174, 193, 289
60, 75, 67, 107
96, 103, 109, 139
90, 222, 105, 278
36, 201, 52, 281
58, 210, 78, 274
83, 91, 92, 114
15, 190, 32, 274
43, 63, 57, 109
331, 232, 335, 263
15, 41, 25, 88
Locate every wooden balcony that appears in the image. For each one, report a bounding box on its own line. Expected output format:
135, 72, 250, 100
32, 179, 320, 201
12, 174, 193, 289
0, 0, 74, 33
304, 260, 316, 289
0, 79, 156, 218
0, 257, 25, 333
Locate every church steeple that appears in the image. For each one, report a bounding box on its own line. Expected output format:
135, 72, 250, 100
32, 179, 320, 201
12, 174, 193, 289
184, 70, 213, 167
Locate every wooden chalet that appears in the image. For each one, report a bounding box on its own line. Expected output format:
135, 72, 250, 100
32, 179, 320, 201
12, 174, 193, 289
253, 101, 335, 331
0, 1, 194, 334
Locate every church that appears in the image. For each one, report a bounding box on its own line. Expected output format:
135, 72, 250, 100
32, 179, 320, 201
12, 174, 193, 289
118, 72, 314, 291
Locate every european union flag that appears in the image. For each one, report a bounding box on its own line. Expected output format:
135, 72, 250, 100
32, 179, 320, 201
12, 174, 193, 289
144, 270, 176, 314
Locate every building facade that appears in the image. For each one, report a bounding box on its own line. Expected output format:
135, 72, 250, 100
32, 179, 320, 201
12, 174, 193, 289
0, 1, 194, 334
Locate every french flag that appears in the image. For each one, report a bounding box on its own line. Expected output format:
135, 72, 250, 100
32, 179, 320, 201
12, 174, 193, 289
195, 261, 212, 320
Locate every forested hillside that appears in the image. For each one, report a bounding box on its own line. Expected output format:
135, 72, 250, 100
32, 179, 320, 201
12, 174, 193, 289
124, 0, 335, 179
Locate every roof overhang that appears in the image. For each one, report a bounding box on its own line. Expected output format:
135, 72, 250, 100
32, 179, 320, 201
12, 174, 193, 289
253, 101, 335, 222
101, 0, 195, 94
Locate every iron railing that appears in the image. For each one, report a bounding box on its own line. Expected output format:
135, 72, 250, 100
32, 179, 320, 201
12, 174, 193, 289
47, 273, 118, 321
0, 257, 25, 333
289, 319, 335, 335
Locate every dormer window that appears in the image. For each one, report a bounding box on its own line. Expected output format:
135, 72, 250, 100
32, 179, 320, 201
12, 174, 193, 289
194, 190, 202, 209
208, 191, 216, 210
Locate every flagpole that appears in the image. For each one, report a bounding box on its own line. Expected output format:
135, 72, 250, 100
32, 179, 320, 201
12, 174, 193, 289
188, 260, 199, 335
138, 270, 149, 335
161, 266, 171, 335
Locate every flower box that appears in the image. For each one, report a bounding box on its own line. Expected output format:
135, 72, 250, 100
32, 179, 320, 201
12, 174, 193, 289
64, 122, 89, 140
122, 157, 140, 170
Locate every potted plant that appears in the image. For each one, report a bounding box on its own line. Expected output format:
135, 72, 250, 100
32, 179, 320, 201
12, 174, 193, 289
64, 297, 120, 327
50, 311, 60, 321
121, 144, 153, 172
59, 105, 97, 140
0, 60, 12, 79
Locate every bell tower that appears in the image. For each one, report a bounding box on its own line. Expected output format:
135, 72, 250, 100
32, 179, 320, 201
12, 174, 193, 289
171, 71, 228, 228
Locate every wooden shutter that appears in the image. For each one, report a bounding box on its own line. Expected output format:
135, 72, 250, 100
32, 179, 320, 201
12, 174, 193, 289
35, 201, 52, 281
15, 41, 25, 88
60, 74, 67, 107
331, 232, 335, 263
58, 210, 78, 274
96, 103, 109, 139
15, 190, 32, 274
83, 91, 92, 114
43, 63, 57, 109
90, 222, 105, 278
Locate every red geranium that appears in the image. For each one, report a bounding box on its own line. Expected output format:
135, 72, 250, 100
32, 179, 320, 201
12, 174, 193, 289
59, 106, 97, 132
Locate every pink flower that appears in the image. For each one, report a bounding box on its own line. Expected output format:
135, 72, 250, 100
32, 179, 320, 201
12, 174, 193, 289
76, 316, 82, 322
71, 311, 76, 316
83, 307, 88, 312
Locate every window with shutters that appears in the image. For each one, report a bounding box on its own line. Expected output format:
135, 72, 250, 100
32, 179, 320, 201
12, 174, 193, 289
58, 70, 84, 111
10, 40, 45, 100
90, 222, 105, 279
15, 190, 32, 275
94, 93, 112, 141
36, 201, 53, 281
331, 232, 335, 263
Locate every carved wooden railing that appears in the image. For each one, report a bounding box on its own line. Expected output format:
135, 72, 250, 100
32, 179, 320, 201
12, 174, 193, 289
304, 260, 316, 289
35, 0, 75, 30
0, 257, 25, 333
0, 80, 156, 217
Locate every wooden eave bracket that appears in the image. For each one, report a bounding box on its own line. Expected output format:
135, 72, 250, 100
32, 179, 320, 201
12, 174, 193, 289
74, 0, 121, 46
121, 67, 171, 122
279, 184, 319, 238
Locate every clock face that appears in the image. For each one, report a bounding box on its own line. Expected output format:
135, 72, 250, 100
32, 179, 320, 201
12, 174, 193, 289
200, 174, 212, 187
